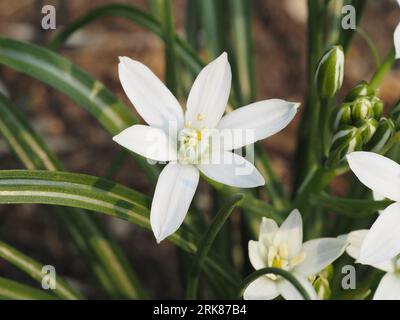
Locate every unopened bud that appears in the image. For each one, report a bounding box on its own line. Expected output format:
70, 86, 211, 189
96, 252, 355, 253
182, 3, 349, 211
390, 100, 400, 129
351, 97, 373, 121
365, 118, 395, 152
315, 46, 345, 98
356, 118, 378, 144
344, 81, 375, 103
330, 103, 352, 132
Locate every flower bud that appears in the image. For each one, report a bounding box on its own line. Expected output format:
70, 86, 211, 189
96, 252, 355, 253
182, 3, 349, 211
313, 277, 331, 300
351, 97, 373, 122
389, 99, 400, 129
315, 46, 345, 98
356, 118, 378, 144
330, 103, 352, 132
371, 97, 384, 120
344, 81, 375, 103
365, 118, 395, 152
330, 126, 362, 162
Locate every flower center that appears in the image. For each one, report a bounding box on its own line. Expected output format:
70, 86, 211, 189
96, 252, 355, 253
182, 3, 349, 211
178, 126, 210, 164
265, 243, 306, 280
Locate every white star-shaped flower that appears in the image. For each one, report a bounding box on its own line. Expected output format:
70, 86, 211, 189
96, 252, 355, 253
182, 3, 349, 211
113, 53, 300, 243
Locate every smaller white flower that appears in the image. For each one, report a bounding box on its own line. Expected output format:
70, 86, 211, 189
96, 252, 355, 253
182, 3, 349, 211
347, 152, 400, 265
244, 210, 346, 300
342, 230, 400, 300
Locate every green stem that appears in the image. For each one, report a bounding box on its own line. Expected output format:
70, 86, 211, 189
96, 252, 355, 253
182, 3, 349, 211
240, 268, 312, 300
185, 194, 243, 299
370, 47, 396, 90
357, 27, 381, 68
160, 0, 177, 94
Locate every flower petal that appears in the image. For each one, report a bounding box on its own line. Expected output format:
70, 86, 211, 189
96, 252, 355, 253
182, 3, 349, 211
294, 238, 346, 277
277, 274, 318, 300
347, 151, 400, 202
217, 100, 300, 150
274, 209, 303, 258
394, 22, 400, 59
113, 125, 177, 161
259, 217, 279, 244
119, 57, 184, 132
248, 240, 266, 270
185, 52, 231, 129
373, 272, 400, 300
150, 162, 199, 243
197, 151, 265, 188
243, 277, 279, 300
359, 202, 400, 264
342, 230, 395, 272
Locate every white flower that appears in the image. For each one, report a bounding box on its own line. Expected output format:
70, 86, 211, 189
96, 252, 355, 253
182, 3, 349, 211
347, 151, 400, 264
394, 0, 400, 58
244, 210, 346, 300
113, 52, 300, 243
342, 230, 400, 300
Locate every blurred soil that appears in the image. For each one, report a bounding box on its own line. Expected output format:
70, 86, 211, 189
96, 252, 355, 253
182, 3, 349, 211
0, 0, 399, 298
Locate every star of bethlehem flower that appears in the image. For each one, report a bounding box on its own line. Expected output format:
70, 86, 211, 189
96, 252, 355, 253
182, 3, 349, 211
347, 151, 400, 265
244, 209, 346, 300
394, 0, 400, 58
113, 52, 300, 243
342, 230, 400, 300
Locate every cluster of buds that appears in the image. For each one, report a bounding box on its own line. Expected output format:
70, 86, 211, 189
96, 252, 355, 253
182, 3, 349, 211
328, 81, 395, 164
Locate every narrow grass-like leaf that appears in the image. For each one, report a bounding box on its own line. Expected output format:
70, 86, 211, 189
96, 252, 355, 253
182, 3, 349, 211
0, 277, 57, 300
0, 170, 241, 288
230, 0, 255, 104
47, 4, 203, 75
311, 192, 392, 218
0, 241, 82, 300
0, 36, 159, 183
159, 0, 178, 94
186, 194, 243, 299
0, 93, 144, 299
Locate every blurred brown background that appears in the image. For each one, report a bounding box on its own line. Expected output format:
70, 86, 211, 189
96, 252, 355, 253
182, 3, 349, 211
0, 0, 399, 298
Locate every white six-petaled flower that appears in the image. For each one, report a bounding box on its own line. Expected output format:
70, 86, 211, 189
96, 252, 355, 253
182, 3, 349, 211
347, 151, 400, 265
244, 210, 346, 300
113, 52, 300, 243
342, 230, 400, 300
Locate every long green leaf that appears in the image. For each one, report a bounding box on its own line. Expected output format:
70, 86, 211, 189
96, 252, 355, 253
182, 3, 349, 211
311, 193, 392, 218
0, 170, 241, 288
0, 93, 144, 299
0, 36, 159, 184
47, 4, 203, 75
230, 0, 255, 105
0, 241, 82, 300
0, 277, 57, 300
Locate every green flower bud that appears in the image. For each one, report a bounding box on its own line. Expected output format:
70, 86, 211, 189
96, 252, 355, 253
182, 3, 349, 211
365, 118, 395, 152
389, 99, 400, 129
371, 97, 384, 120
344, 81, 375, 102
315, 46, 345, 98
330, 103, 352, 132
356, 118, 378, 144
351, 97, 373, 121
330, 126, 362, 162
313, 277, 331, 300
